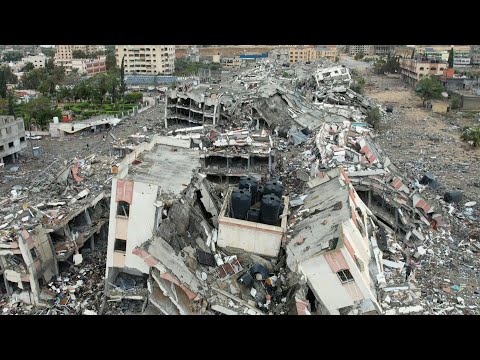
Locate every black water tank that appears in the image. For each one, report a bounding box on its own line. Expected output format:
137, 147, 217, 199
246, 209, 260, 222
230, 189, 252, 220
260, 194, 281, 225
239, 176, 258, 205
444, 191, 463, 204
263, 181, 284, 198
257, 185, 264, 201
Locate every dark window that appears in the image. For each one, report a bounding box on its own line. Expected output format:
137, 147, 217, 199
114, 239, 126, 252
117, 201, 130, 217
419, 67, 424, 70
337, 269, 354, 284
430, 67, 436, 71
8, 142, 14, 148
20, 137, 25, 142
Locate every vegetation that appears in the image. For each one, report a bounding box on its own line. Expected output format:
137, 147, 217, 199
20, 96, 62, 128
0, 66, 18, 98
411, 48, 415, 59
40, 47, 55, 58
366, 107, 381, 128
354, 52, 364, 61
415, 75, 444, 106
72, 50, 90, 59
174, 59, 222, 76
2, 51, 23, 62
373, 54, 400, 74
461, 126, 480, 147
350, 69, 366, 94
450, 94, 461, 109
448, 47, 454, 68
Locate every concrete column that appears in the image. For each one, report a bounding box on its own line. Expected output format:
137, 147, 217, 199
256, 118, 259, 130
164, 95, 168, 128
90, 233, 95, 251
368, 191, 372, 208
247, 156, 250, 171
47, 233, 59, 276
84, 209, 92, 226
212, 103, 217, 126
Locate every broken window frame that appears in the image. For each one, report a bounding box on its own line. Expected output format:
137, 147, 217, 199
337, 269, 354, 284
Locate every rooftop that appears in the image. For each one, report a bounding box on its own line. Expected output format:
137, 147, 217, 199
125, 144, 200, 196
286, 168, 351, 264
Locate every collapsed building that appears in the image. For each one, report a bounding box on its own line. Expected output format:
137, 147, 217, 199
0, 155, 110, 306
2, 57, 467, 316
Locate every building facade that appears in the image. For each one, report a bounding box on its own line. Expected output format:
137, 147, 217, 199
348, 45, 374, 57
315, 46, 337, 61
115, 45, 175, 75
105, 135, 200, 300
71, 57, 107, 75
21, 54, 47, 69
373, 45, 396, 56
288, 46, 316, 64
399, 58, 448, 86
0, 116, 27, 164
220, 56, 242, 69
268, 47, 289, 63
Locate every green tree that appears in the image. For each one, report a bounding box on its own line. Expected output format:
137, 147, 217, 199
124, 92, 143, 103
7, 91, 14, 115
23, 95, 62, 128
0, 70, 6, 98
21, 68, 47, 90
354, 52, 364, 60
448, 47, 454, 68
2, 52, 23, 62
415, 75, 444, 106
40, 47, 55, 57
366, 107, 381, 128
119, 56, 126, 96
105, 51, 116, 70
72, 50, 89, 59
21, 62, 35, 72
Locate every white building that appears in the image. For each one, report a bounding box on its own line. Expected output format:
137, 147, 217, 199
105, 135, 200, 299
0, 116, 27, 164
115, 45, 175, 75
286, 167, 384, 315
21, 53, 47, 68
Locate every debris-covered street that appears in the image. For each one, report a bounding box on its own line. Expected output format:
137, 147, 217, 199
1, 51, 479, 315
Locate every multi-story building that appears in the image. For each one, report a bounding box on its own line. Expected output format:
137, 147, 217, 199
373, 45, 396, 56
288, 46, 316, 64
105, 135, 200, 301
399, 58, 448, 86
220, 56, 242, 69
420, 47, 449, 62
268, 47, 289, 63
115, 45, 175, 75
54, 45, 74, 73
286, 167, 383, 315
315, 46, 337, 61
347, 45, 374, 57
71, 56, 107, 75
0, 116, 27, 164
72, 45, 104, 54
21, 53, 47, 69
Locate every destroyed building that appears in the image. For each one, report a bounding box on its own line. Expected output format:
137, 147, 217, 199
1, 156, 110, 306
0, 116, 27, 165
286, 168, 383, 315
105, 135, 200, 303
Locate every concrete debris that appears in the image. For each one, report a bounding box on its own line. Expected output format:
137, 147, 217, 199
1, 54, 478, 316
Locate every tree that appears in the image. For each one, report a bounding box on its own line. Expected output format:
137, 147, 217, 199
415, 75, 444, 106
21, 62, 35, 72
119, 56, 126, 96
461, 126, 480, 147
0, 70, 6, 98
105, 52, 116, 70
411, 48, 415, 59
7, 91, 14, 115
72, 50, 89, 59
24, 96, 62, 128
448, 47, 454, 68
40, 47, 55, 58
354, 52, 364, 61
2, 52, 23, 62
366, 107, 381, 128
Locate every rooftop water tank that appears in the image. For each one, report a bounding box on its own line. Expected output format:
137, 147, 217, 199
260, 194, 281, 225
239, 176, 258, 205
230, 189, 251, 220
263, 180, 284, 199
